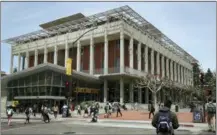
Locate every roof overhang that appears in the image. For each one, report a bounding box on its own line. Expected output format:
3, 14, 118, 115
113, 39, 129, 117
1, 63, 101, 85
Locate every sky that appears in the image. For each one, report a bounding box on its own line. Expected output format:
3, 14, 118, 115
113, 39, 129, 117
1, 2, 216, 74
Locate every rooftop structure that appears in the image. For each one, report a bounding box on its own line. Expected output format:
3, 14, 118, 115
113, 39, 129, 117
2, 5, 198, 64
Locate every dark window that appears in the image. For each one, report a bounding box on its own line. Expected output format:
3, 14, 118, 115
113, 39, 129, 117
53, 72, 61, 86
39, 72, 45, 85
26, 88, 32, 96
46, 71, 52, 85
19, 88, 24, 96
116, 40, 120, 49
39, 87, 46, 96
32, 87, 38, 96
52, 87, 60, 96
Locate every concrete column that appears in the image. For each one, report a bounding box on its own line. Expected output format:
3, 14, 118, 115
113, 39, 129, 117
137, 42, 141, 71
104, 28, 108, 74
10, 54, 14, 74
18, 53, 21, 71
129, 83, 134, 103
44, 47, 48, 63
156, 52, 160, 75
34, 49, 38, 67
144, 46, 148, 73
65, 39, 69, 68
145, 88, 149, 104
129, 37, 134, 69
174, 62, 177, 82
54, 45, 58, 65
161, 55, 165, 78
177, 64, 180, 83
103, 80, 108, 103
181, 66, 184, 84
25, 51, 29, 69
170, 60, 173, 81
89, 33, 94, 75
120, 29, 124, 73
138, 88, 142, 103
151, 49, 154, 75
166, 58, 169, 78
76, 40, 81, 71
120, 77, 124, 104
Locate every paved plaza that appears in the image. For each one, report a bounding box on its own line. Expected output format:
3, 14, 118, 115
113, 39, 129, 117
1, 120, 194, 135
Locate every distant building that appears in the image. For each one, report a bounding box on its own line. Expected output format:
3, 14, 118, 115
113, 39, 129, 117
1, 71, 7, 77
2, 5, 197, 107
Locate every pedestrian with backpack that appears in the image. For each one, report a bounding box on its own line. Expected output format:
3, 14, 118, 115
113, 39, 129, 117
152, 100, 179, 135
205, 98, 216, 132
6, 105, 14, 126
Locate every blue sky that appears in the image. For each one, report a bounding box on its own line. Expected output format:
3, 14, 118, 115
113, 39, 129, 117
1, 2, 216, 74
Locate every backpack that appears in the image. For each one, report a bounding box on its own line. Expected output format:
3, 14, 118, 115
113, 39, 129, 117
7, 109, 13, 116
207, 103, 216, 114
157, 111, 172, 133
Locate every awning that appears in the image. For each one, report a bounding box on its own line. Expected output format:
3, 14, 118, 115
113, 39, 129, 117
14, 96, 66, 100
1, 63, 101, 85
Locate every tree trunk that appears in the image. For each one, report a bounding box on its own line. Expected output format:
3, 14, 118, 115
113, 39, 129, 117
152, 92, 158, 111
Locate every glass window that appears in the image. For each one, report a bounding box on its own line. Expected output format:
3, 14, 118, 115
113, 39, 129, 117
13, 80, 18, 87
26, 88, 32, 96
39, 72, 45, 85
8, 81, 13, 87
7, 88, 13, 101
25, 76, 31, 86
39, 87, 46, 96
46, 71, 52, 85
60, 88, 65, 96
32, 74, 38, 86
46, 87, 51, 96
32, 87, 38, 96
53, 72, 61, 86
52, 87, 60, 96
19, 88, 24, 96
13, 88, 18, 97
19, 79, 25, 87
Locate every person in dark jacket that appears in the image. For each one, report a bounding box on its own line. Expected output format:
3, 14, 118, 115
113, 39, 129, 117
152, 100, 179, 135
149, 104, 155, 119
116, 103, 122, 117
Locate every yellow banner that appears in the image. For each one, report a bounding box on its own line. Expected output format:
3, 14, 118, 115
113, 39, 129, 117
75, 87, 99, 94
66, 58, 72, 76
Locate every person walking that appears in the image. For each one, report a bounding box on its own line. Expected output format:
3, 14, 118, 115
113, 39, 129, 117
6, 105, 14, 126
33, 104, 37, 117
205, 98, 216, 132
116, 103, 122, 117
149, 104, 155, 119
53, 104, 59, 119
152, 100, 179, 135
24, 106, 31, 124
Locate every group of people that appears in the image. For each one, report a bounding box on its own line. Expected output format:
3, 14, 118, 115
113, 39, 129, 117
104, 102, 123, 118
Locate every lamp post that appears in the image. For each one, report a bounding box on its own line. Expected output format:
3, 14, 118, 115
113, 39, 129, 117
66, 24, 98, 107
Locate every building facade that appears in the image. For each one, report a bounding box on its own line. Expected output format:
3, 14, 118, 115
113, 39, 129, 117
3, 5, 197, 105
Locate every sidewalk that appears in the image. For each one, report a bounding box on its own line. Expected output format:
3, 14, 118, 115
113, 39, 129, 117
98, 110, 197, 123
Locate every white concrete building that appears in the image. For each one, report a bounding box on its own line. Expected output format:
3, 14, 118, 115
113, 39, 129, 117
2, 5, 197, 105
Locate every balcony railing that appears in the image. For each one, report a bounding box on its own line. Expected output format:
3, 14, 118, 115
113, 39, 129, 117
124, 67, 147, 77
108, 67, 120, 73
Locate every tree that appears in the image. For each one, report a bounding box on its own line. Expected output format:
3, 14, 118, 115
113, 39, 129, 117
204, 68, 213, 85
134, 74, 171, 110
192, 62, 201, 86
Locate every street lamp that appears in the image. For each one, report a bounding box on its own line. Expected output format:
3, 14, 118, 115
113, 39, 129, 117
66, 25, 98, 106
